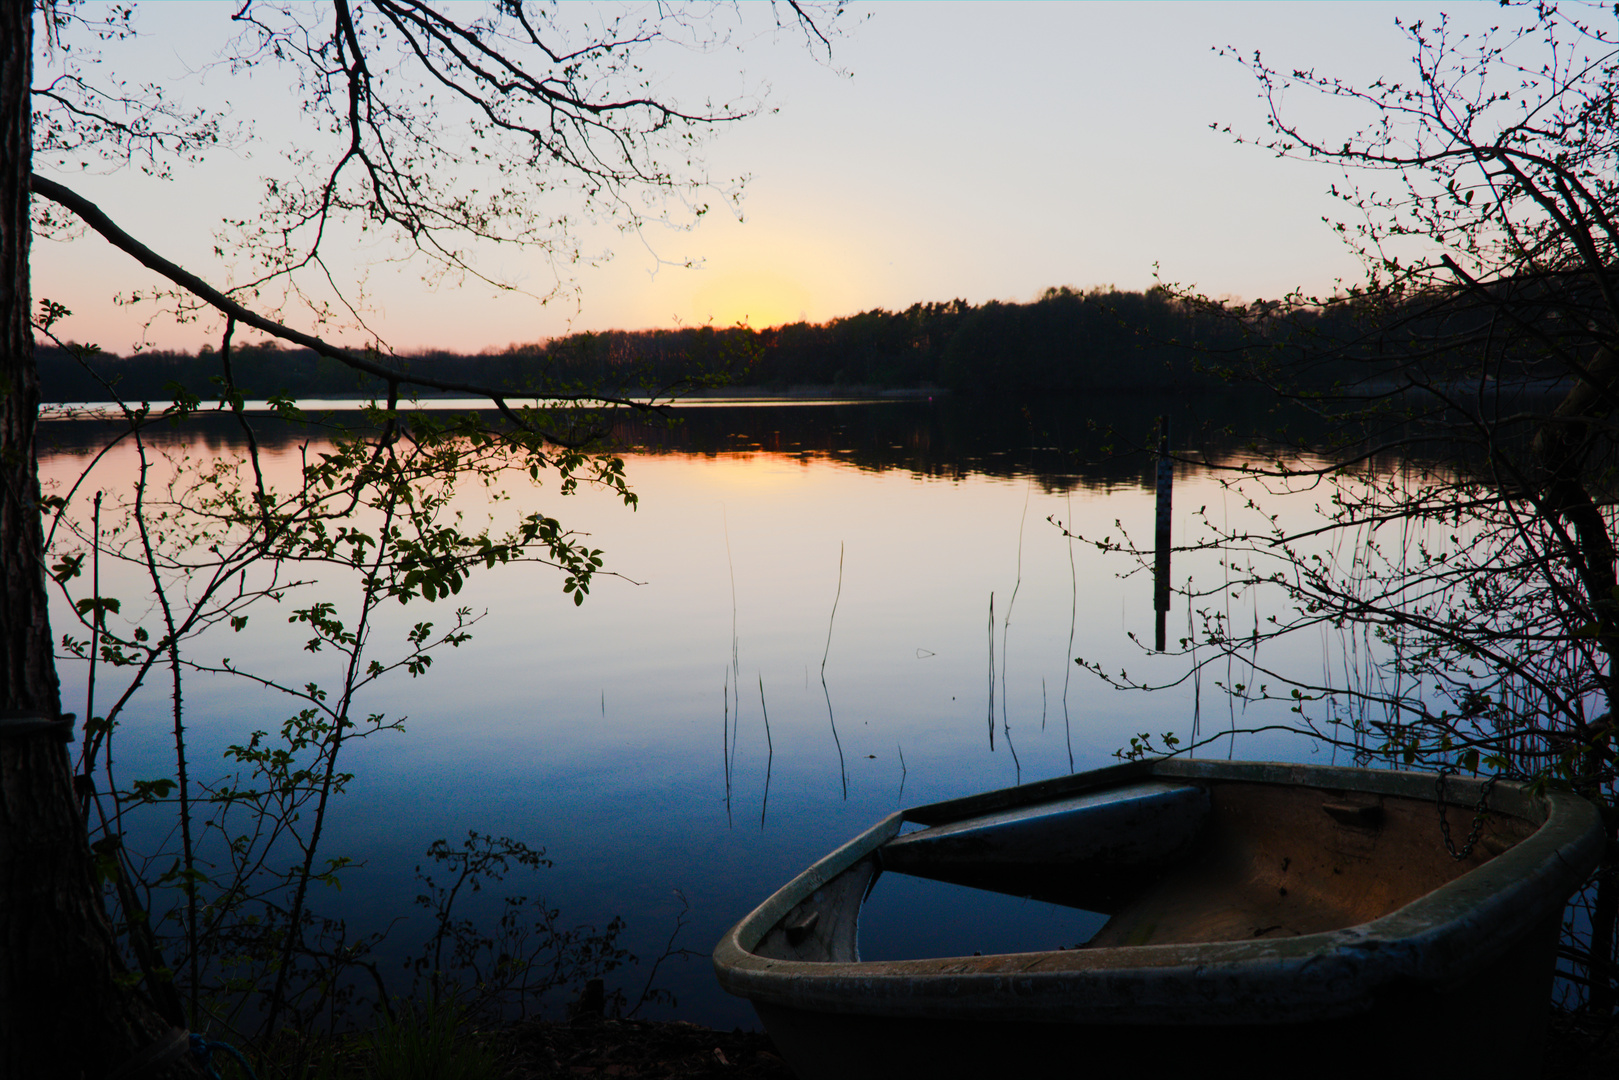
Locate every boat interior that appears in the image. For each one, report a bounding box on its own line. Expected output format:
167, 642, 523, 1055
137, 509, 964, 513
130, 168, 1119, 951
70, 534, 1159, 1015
754, 776, 1541, 962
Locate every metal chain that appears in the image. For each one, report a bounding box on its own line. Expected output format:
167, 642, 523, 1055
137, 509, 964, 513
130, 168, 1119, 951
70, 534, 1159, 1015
1436, 765, 1500, 862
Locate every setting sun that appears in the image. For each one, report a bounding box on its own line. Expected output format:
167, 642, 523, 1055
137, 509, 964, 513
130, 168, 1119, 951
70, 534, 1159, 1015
690, 267, 814, 330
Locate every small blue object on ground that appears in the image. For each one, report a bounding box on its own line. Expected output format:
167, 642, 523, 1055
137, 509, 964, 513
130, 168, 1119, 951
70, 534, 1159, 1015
189, 1034, 257, 1080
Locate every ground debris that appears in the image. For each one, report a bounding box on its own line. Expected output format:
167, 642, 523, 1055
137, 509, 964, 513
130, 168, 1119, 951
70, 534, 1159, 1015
482, 1008, 1619, 1080
488, 1017, 794, 1080
1542, 1011, 1619, 1080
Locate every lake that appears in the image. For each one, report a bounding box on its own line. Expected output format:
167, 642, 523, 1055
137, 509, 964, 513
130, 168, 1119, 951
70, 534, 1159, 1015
38, 394, 1349, 1028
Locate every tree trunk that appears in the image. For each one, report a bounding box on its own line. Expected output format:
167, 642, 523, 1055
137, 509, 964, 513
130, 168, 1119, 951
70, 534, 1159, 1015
1, 9, 197, 1078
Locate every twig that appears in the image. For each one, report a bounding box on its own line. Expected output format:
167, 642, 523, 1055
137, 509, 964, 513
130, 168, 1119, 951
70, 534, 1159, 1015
821, 542, 848, 799
759, 675, 773, 828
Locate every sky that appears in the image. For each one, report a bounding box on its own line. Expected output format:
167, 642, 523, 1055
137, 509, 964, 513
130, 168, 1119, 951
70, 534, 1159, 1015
28, 1, 1518, 355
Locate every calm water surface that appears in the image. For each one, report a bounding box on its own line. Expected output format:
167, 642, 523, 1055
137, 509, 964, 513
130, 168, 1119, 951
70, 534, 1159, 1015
39, 396, 1337, 1027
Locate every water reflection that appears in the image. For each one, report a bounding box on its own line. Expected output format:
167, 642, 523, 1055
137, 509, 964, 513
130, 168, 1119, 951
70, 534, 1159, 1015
39, 391, 1306, 494
35, 393, 1345, 1029
859, 874, 1109, 962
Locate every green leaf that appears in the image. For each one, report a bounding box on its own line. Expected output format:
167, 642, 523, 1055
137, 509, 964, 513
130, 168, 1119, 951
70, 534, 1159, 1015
74, 596, 121, 618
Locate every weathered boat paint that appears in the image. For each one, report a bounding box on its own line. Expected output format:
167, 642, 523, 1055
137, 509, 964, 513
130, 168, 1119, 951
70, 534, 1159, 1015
713, 759, 1604, 1078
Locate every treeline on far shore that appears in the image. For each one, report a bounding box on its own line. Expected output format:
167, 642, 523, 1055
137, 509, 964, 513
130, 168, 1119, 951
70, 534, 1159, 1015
36, 285, 1425, 405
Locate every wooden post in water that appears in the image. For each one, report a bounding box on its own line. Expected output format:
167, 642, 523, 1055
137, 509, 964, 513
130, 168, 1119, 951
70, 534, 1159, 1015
1154, 415, 1171, 651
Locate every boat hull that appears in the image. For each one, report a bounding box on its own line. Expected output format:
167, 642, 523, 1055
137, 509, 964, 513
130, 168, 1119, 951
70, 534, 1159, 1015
714, 760, 1604, 1079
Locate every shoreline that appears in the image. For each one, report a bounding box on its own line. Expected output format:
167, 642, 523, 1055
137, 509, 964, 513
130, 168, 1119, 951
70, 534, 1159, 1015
476, 1008, 1618, 1080
38, 385, 948, 419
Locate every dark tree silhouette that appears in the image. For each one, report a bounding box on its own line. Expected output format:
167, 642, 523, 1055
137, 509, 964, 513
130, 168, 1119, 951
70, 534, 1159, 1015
1084, 5, 1619, 1014
3, 3, 839, 1074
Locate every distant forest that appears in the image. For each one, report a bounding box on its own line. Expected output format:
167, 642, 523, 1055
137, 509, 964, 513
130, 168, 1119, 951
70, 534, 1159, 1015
36, 285, 1405, 404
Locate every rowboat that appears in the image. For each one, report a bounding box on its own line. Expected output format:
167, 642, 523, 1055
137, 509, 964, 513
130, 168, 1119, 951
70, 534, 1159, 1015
713, 759, 1604, 1078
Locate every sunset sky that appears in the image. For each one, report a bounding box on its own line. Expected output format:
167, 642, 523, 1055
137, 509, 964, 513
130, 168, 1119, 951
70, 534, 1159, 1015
29, 1, 1506, 355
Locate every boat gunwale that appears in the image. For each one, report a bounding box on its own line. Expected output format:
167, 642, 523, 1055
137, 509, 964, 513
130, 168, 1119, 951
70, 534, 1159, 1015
712, 759, 1605, 1024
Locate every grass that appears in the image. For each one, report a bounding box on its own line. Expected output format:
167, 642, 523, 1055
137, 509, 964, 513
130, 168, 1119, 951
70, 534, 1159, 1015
256, 998, 502, 1080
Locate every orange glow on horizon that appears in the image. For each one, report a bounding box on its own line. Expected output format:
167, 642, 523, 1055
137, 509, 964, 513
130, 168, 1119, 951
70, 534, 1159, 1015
686, 256, 819, 331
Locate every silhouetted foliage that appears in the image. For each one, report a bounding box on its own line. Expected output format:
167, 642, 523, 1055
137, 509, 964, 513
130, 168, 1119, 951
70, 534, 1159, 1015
40, 286, 1429, 403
